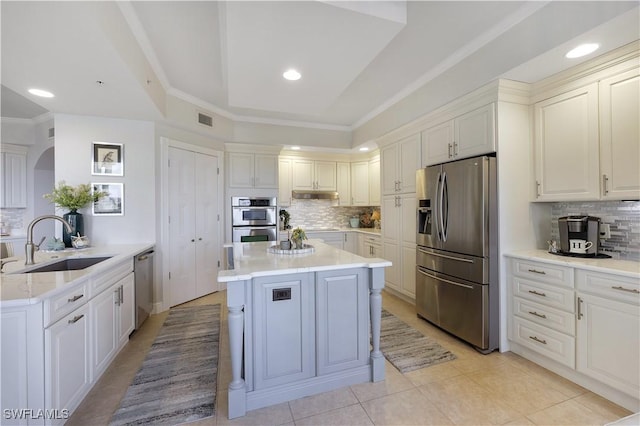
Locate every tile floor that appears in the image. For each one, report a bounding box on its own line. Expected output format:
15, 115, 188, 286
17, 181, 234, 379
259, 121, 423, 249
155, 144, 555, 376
69, 291, 632, 426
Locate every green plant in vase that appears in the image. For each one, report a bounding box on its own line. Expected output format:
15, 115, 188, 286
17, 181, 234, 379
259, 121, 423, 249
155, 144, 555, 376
43, 181, 108, 247
290, 227, 307, 249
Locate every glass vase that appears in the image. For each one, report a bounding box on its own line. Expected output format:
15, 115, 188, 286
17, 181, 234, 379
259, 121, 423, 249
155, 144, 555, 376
63, 210, 84, 248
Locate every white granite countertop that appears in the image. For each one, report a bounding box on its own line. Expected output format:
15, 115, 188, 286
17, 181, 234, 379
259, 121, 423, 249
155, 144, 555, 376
1, 243, 154, 306
219, 239, 391, 282
287, 228, 381, 236
505, 249, 640, 278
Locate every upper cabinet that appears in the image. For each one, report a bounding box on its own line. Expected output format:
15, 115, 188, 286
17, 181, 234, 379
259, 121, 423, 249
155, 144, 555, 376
421, 103, 496, 167
350, 161, 369, 206
228, 153, 278, 189
278, 158, 293, 206
336, 162, 351, 206
1, 144, 28, 208
381, 133, 421, 195
533, 63, 640, 201
369, 157, 380, 206
292, 159, 336, 191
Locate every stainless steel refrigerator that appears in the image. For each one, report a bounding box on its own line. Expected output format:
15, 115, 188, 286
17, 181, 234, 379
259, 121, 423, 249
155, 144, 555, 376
415, 155, 498, 353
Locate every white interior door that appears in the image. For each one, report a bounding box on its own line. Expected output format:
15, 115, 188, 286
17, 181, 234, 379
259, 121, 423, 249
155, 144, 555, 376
168, 147, 197, 306
195, 153, 220, 298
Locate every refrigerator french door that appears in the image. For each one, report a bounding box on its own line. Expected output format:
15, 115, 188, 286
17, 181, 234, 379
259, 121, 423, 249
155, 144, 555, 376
416, 155, 498, 353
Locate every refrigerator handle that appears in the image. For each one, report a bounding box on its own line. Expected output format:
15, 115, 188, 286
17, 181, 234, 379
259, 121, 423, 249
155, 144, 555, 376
435, 172, 442, 241
440, 171, 448, 242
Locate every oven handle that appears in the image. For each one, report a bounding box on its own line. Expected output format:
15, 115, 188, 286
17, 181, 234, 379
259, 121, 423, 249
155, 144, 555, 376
417, 248, 474, 264
417, 267, 474, 289
233, 226, 276, 230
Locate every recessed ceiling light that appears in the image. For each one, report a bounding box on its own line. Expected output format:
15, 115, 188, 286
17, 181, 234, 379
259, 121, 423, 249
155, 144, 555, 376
291, 146, 301, 150
283, 69, 301, 81
28, 88, 54, 98
359, 147, 369, 152
565, 43, 599, 59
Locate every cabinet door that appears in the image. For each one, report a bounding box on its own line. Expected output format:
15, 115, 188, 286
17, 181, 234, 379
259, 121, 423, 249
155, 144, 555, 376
422, 121, 453, 167
533, 83, 600, 201
117, 273, 135, 348
381, 144, 398, 195
401, 244, 416, 298
254, 154, 278, 188
316, 268, 369, 375
336, 162, 351, 206
455, 103, 496, 159
351, 161, 370, 205
599, 68, 640, 200
252, 273, 314, 390
1, 152, 27, 208
382, 240, 401, 293
382, 195, 401, 291
228, 153, 255, 188
369, 158, 380, 206
577, 293, 639, 397
343, 232, 357, 254
315, 161, 337, 191
278, 158, 292, 207
195, 153, 220, 298
45, 304, 91, 415
398, 133, 421, 193
292, 159, 315, 190
91, 286, 117, 380
400, 194, 416, 246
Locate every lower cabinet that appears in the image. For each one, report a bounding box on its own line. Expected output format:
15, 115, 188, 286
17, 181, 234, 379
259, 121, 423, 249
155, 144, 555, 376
306, 232, 344, 249
44, 304, 91, 421
360, 234, 381, 258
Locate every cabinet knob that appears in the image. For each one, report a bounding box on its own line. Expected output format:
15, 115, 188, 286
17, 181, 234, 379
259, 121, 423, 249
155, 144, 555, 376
191, 239, 195, 242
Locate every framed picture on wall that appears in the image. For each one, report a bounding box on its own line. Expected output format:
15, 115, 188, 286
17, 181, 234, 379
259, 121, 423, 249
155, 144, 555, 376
92, 142, 123, 176
92, 183, 124, 216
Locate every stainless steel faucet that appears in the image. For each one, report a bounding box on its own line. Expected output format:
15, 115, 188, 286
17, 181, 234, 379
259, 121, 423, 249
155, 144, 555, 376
25, 215, 73, 265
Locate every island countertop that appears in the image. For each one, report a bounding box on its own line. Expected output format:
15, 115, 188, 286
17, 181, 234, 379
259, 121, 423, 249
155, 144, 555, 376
1, 243, 154, 306
218, 240, 391, 282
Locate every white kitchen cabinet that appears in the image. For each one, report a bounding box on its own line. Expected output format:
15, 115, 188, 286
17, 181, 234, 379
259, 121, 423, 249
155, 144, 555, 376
360, 234, 381, 258
382, 193, 416, 299
343, 232, 358, 254
292, 159, 336, 191
421, 104, 495, 167
278, 158, 293, 207
336, 162, 351, 206
0, 144, 28, 208
381, 133, 421, 195
599, 67, 640, 200
45, 303, 91, 422
368, 158, 380, 206
533, 83, 600, 201
252, 273, 315, 390
576, 270, 639, 398
351, 161, 370, 205
228, 152, 278, 188
316, 268, 369, 375
168, 147, 221, 306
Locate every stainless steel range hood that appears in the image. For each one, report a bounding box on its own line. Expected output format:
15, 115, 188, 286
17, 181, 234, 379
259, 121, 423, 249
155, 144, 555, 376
292, 190, 339, 200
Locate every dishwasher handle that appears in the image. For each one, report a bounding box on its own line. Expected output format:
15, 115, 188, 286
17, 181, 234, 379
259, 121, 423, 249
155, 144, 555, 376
136, 250, 155, 261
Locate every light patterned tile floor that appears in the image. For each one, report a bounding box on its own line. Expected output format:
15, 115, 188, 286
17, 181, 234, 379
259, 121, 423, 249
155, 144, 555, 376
69, 291, 633, 425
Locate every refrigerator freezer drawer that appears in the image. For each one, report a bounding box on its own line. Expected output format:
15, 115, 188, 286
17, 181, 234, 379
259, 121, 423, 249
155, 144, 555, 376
417, 246, 488, 284
416, 267, 489, 350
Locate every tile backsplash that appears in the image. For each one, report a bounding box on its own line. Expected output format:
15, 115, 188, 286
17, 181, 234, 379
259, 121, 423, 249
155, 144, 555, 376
550, 201, 640, 260
0, 208, 25, 235
280, 199, 378, 230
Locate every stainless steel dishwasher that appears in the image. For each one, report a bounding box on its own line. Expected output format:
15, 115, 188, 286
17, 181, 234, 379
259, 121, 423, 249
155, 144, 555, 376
134, 248, 154, 329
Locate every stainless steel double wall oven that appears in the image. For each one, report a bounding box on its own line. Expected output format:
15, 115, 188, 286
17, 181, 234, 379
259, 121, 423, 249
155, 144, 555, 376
231, 197, 277, 242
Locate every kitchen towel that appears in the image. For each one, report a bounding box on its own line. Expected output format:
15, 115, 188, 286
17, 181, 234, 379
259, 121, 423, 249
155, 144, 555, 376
380, 309, 456, 373
110, 304, 220, 426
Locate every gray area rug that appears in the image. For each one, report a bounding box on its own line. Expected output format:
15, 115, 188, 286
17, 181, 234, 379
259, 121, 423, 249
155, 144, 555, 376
110, 304, 221, 426
380, 309, 456, 373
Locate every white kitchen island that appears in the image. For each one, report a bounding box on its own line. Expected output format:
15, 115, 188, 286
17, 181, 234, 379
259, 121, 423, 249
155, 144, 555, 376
218, 240, 391, 419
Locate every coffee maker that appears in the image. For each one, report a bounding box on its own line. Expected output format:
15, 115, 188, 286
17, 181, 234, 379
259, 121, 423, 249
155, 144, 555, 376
558, 215, 600, 256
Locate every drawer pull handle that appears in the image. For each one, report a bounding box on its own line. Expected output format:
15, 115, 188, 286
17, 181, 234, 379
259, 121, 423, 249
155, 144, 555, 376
528, 311, 547, 319
528, 290, 546, 297
577, 297, 583, 320
68, 314, 84, 324
611, 286, 640, 294
67, 294, 84, 303
527, 269, 546, 275
529, 336, 547, 345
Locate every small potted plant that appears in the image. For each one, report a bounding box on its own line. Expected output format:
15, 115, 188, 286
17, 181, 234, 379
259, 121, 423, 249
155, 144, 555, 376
290, 227, 307, 249
44, 181, 107, 247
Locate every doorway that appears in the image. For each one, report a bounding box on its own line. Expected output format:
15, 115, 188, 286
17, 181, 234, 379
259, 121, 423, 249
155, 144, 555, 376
33, 147, 55, 244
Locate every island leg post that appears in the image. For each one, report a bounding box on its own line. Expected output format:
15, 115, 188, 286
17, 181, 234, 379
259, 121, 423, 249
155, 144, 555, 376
369, 268, 385, 382
227, 302, 246, 418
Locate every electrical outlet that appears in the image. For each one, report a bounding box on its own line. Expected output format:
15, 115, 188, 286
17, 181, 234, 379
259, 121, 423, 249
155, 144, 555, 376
600, 223, 611, 239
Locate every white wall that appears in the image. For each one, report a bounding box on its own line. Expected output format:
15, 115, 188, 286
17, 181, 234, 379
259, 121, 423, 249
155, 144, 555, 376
53, 114, 155, 245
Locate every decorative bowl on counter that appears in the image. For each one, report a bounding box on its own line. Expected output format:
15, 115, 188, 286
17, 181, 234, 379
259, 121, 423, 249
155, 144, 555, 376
268, 244, 315, 255
71, 235, 90, 249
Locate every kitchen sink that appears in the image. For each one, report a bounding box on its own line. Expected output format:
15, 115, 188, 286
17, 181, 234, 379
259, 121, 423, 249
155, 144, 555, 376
18, 256, 112, 273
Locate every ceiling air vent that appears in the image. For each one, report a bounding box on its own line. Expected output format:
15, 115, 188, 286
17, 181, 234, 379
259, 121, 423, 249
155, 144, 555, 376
48, 127, 55, 139
198, 112, 213, 127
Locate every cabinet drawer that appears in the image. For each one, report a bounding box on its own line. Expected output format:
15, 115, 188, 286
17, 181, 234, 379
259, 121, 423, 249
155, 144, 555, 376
90, 258, 133, 297
513, 276, 575, 313
576, 269, 640, 305
512, 259, 573, 287
513, 296, 575, 336
44, 280, 89, 328
511, 316, 575, 369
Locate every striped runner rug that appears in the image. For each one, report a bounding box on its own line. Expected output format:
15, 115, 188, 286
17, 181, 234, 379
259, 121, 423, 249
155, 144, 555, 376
380, 309, 456, 373
110, 304, 221, 425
